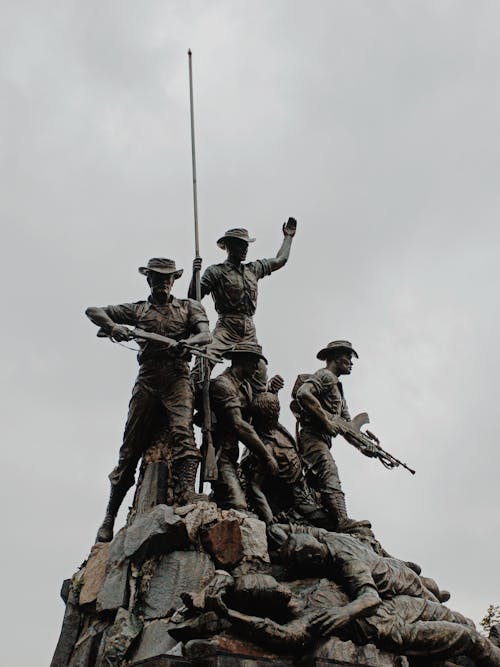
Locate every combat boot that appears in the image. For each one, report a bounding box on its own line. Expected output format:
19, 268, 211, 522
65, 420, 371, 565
95, 484, 128, 543
322, 490, 371, 534
174, 456, 209, 506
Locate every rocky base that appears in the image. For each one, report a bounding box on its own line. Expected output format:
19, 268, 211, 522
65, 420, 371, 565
51, 502, 481, 667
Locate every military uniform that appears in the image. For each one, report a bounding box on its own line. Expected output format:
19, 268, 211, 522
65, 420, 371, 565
209, 367, 253, 509
101, 296, 208, 493
296, 367, 350, 500
240, 391, 323, 524
195, 258, 273, 390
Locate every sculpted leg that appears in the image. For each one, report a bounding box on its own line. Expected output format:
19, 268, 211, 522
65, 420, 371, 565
161, 374, 205, 505
96, 382, 157, 543
213, 457, 248, 510
301, 432, 367, 531
397, 620, 500, 666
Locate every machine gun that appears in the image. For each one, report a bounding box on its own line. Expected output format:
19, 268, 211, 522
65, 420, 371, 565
336, 413, 416, 475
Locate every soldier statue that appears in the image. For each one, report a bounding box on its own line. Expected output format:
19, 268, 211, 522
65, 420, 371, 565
240, 385, 330, 526
292, 340, 371, 532
85, 258, 211, 543
207, 533, 500, 667
209, 342, 279, 509
188, 219, 297, 389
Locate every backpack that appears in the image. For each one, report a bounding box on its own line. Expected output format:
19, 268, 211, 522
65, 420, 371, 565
290, 373, 312, 419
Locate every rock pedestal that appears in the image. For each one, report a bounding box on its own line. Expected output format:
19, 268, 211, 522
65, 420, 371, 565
52, 447, 489, 667
52, 500, 419, 667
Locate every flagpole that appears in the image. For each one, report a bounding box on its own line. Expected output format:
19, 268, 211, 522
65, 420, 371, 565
187, 50, 218, 491
188, 49, 201, 302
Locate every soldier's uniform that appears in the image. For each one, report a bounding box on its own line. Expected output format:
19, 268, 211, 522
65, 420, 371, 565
101, 296, 208, 494
194, 228, 275, 391
240, 391, 325, 524
292, 340, 372, 532
209, 367, 253, 509
199, 257, 272, 357
236, 577, 500, 666
296, 368, 350, 499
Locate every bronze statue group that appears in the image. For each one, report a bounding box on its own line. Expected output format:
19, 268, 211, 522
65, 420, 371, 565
85, 220, 500, 666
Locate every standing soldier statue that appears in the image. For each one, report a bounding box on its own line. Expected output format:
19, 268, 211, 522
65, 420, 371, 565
86, 258, 211, 543
292, 340, 371, 532
188, 219, 297, 389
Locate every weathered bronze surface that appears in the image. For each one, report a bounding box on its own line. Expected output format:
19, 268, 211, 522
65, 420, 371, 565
189, 220, 296, 390
85, 259, 211, 543
52, 243, 497, 667
292, 341, 371, 532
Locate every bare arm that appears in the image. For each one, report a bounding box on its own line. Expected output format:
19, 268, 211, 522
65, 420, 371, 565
179, 321, 211, 348
85, 307, 134, 341
225, 407, 278, 475
227, 609, 310, 650
296, 382, 339, 435
310, 585, 381, 636
266, 218, 296, 272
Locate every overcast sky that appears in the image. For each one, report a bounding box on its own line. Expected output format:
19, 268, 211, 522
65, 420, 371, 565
2, 1, 499, 664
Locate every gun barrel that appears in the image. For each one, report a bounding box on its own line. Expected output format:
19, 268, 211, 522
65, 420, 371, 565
340, 419, 416, 475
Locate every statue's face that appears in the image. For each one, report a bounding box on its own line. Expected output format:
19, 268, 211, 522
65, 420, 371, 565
335, 351, 353, 376
147, 271, 175, 302
286, 535, 326, 571
237, 354, 261, 376
225, 238, 249, 262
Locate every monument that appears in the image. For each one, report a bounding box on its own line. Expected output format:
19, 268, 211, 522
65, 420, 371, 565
51, 53, 500, 667
51, 241, 500, 667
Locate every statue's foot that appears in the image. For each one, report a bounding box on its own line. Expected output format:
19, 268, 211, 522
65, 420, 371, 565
405, 560, 422, 574
438, 589, 451, 603
177, 491, 210, 506
95, 516, 114, 543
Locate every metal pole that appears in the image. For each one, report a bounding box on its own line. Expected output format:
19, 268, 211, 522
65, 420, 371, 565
188, 49, 201, 302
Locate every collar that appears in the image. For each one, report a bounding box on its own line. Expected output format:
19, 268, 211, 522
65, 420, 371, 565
223, 260, 245, 273
147, 295, 181, 308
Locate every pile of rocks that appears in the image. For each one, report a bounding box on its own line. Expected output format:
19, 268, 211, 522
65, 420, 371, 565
51, 502, 409, 667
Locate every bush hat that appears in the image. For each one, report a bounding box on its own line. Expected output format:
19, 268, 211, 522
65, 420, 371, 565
223, 342, 268, 364
316, 340, 359, 361
138, 258, 183, 279
217, 228, 256, 249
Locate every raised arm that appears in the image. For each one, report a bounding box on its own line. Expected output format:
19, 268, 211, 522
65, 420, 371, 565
266, 217, 297, 272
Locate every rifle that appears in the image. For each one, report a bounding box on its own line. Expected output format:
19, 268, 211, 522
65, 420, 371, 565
97, 326, 222, 365
198, 357, 218, 490
336, 413, 416, 475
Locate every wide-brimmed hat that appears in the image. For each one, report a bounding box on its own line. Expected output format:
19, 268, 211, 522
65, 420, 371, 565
138, 258, 183, 279
316, 340, 359, 361
223, 342, 268, 364
217, 228, 256, 249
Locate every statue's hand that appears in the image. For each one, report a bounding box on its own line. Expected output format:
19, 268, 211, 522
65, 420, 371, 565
311, 607, 352, 635
326, 417, 342, 437
110, 325, 134, 342
169, 339, 191, 358
267, 374, 284, 393
193, 257, 203, 273
282, 217, 297, 237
